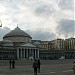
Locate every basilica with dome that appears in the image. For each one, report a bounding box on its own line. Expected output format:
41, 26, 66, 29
0, 26, 39, 60
0, 26, 75, 60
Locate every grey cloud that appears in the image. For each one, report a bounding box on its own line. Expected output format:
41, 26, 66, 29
59, 0, 74, 10
56, 19, 75, 37
0, 26, 56, 41
0, 27, 11, 41
26, 30, 56, 41
18, 0, 55, 17
0, 0, 20, 12
34, 4, 55, 17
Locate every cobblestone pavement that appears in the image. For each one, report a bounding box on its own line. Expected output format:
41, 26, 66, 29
0, 59, 74, 75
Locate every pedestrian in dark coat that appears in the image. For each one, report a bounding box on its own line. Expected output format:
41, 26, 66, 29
12, 60, 15, 69
37, 59, 41, 73
32, 59, 38, 75
9, 59, 12, 69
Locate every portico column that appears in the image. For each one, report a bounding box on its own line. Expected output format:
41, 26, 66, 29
32, 49, 34, 58
17, 49, 19, 59
24, 49, 25, 58
38, 49, 39, 58
35, 49, 36, 58
21, 49, 22, 59
26, 49, 28, 59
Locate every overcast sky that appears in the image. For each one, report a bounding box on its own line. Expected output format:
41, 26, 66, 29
0, 0, 74, 41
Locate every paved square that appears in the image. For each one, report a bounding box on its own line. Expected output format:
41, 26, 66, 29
0, 59, 74, 75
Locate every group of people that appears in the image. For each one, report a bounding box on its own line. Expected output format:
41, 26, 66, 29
32, 59, 41, 75
9, 58, 40, 75
8, 59, 75, 75
9, 59, 15, 69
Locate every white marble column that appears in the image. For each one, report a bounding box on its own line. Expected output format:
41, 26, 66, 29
38, 49, 39, 58
35, 49, 36, 58
21, 49, 22, 59
24, 49, 25, 58
32, 49, 34, 58
17, 49, 19, 59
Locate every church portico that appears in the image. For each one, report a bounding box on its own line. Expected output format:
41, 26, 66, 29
17, 43, 39, 60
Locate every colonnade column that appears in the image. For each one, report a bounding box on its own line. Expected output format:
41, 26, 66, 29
35, 49, 36, 58
17, 49, 19, 59
38, 49, 39, 58
24, 49, 25, 58
26, 49, 28, 59
21, 48, 22, 59
17, 48, 39, 59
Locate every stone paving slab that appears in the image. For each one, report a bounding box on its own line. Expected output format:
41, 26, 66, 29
0, 65, 74, 75
0, 59, 74, 75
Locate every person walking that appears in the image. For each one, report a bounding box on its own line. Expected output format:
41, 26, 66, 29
9, 59, 12, 69
37, 59, 41, 73
32, 59, 38, 75
73, 61, 75, 75
12, 60, 15, 69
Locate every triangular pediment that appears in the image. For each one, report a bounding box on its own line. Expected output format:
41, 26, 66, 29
21, 43, 37, 47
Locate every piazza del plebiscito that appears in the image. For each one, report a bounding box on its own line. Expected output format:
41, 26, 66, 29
0, 26, 75, 60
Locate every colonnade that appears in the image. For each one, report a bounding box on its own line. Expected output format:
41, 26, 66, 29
17, 48, 39, 59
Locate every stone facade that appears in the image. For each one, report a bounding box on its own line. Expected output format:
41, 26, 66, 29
50, 39, 65, 50
3, 36, 31, 43
65, 38, 75, 50
0, 26, 75, 60
33, 38, 75, 60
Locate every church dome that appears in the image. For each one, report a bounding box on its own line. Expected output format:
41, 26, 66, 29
3, 26, 32, 38
3, 26, 32, 43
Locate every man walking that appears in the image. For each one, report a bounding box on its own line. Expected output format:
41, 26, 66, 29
12, 60, 15, 69
37, 59, 41, 73
32, 59, 38, 75
9, 59, 12, 69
